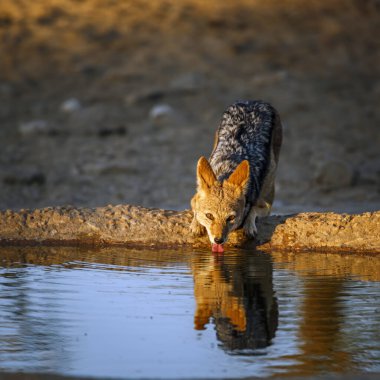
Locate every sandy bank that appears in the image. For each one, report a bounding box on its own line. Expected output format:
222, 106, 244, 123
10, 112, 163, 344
0, 205, 378, 253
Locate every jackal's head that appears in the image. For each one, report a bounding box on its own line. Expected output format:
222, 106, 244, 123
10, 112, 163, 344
194, 156, 250, 246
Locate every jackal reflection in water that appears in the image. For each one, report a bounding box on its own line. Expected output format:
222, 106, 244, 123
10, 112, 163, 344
191, 251, 278, 351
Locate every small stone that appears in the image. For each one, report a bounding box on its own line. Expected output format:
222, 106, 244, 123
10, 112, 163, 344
18, 120, 48, 136
149, 104, 175, 126
60, 98, 81, 113
314, 159, 354, 191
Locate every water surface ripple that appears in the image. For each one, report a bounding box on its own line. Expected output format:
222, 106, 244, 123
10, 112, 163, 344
0, 247, 379, 378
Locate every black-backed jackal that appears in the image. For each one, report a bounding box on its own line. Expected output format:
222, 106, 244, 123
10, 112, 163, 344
191, 101, 282, 252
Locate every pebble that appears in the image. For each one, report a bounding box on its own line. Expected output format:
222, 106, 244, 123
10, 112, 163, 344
60, 98, 81, 113
149, 104, 175, 126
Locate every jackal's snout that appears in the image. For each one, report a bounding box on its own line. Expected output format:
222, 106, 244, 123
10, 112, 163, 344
213, 237, 225, 244
209, 222, 229, 245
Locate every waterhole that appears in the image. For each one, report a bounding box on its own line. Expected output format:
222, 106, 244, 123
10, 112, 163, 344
0, 247, 379, 378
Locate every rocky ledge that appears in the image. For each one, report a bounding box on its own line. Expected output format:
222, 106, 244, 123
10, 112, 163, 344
0, 205, 379, 253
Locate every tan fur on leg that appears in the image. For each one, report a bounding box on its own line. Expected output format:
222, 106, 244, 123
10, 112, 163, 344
243, 200, 271, 239
190, 215, 206, 236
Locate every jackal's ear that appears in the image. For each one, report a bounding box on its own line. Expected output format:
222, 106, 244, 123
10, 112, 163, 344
226, 160, 250, 191
197, 156, 217, 191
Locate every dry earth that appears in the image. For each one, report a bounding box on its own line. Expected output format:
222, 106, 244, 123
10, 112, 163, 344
0, 0, 379, 214
1, 205, 379, 253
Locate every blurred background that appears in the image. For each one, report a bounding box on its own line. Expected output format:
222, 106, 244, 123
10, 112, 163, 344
0, 0, 379, 214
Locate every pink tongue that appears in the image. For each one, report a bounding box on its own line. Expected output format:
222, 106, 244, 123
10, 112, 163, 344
212, 243, 224, 253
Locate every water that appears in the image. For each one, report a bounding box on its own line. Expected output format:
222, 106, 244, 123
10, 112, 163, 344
0, 247, 379, 379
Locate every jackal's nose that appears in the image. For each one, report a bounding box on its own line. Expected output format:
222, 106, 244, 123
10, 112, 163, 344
214, 237, 225, 244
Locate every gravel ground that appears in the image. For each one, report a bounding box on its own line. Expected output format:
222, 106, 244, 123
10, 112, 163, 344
0, 0, 379, 214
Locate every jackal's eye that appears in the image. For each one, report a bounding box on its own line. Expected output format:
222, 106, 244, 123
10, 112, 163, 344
227, 215, 235, 223
205, 213, 214, 220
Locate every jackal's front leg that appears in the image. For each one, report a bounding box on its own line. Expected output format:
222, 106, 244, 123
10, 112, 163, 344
190, 215, 206, 236
190, 194, 206, 236
243, 200, 271, 239
243, 208, 258, 239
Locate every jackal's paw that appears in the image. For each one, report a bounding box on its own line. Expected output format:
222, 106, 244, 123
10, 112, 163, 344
243, 220, 258, 239
190, 218, 206, 236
